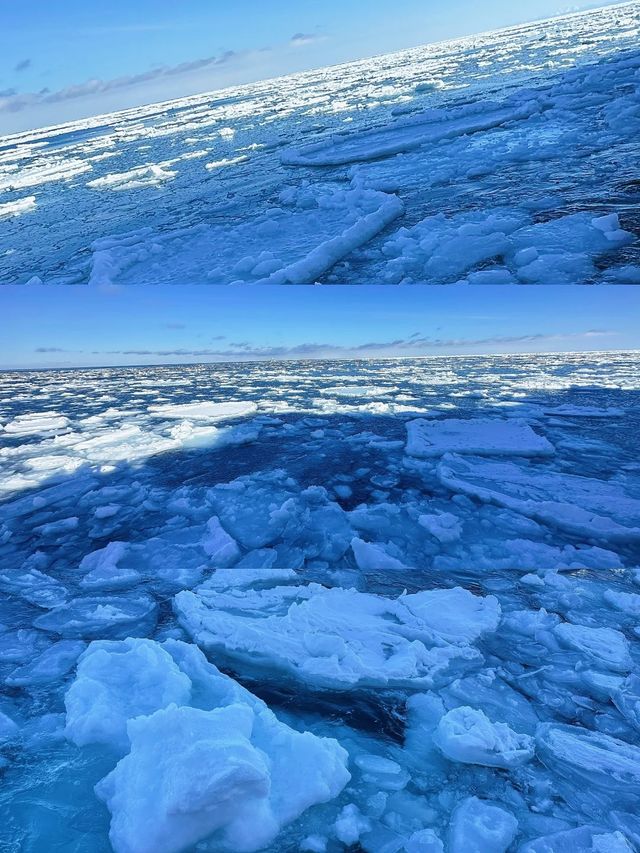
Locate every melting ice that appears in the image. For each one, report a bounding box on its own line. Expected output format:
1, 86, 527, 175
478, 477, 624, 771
1, 352, 640, 851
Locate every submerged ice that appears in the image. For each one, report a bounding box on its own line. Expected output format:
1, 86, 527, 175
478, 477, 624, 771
1, 2, 639, 284
1, 352, 640, 850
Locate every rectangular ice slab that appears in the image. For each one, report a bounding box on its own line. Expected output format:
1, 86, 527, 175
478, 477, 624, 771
437, 454, 640, 542
405, 418, 554, 458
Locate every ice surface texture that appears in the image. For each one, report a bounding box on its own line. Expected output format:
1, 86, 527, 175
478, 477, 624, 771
1, 3, 639, 283
175, 577, 500, 690
2, 353, 640, 850
65, 639, 350, 853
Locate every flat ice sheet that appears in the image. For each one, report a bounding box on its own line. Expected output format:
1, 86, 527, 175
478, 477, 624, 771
437, 454, 640, 542
405, 418, 554, 458
175, 572, 499, 690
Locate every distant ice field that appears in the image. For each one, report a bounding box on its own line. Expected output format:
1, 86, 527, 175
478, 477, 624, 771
3, 352, 640, 851
1, 3, 639, 283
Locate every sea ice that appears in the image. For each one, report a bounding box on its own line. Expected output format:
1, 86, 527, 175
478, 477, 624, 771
405, 418, 554, 458
536, 723, 640, 815
433, 706, 535, 768
87, 163, 177, 191
448, 797, 518, 853
65, 638, 350, 853
282, 102, 539, 166
437, 455, 640, 541
6, 640, 86, 687
34, 593, 158, 639
0, 195, 36, 218
88, 185, 403, 285
175, 574, 497, 690
79, 542, 142, 591
148, 401, 258, 420
4, 412, 70, 434
553, 623, 633, 672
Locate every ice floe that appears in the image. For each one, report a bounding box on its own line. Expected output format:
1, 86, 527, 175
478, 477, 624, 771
87, 185, 403, 285
86, 163, 177, 191
66, 638, 350, 853
405, 418, 554, 458
437, 454, 640, 542
175, 574, 499, 691
0, 195, 36, 219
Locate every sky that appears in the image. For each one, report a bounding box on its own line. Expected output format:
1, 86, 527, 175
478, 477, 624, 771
0, 0, 626, 133
1, 285, 638, 369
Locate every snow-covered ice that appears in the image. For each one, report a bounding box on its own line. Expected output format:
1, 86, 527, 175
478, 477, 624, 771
1, 351, 640, 851
175, 577, 496, 691
66, 638, 350, 853
405, 418, 554, 458
1, 3, 639, 283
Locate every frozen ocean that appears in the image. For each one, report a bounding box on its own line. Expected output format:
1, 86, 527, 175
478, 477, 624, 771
1, 2, 640, 284
2, 351, 640, 851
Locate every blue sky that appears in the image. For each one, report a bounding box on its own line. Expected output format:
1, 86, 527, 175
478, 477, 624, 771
0, 0, 623, 133
1, 285, 638, 369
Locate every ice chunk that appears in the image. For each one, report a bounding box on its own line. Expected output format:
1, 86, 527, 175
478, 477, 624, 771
417, 512, 462, 544
543, 405, 624, 419
439, 671, 540, 734
613, 675, 640, 732
0, 628, 51, 663
520, 826, 632, 853
282, 103, 538, 166
604, 589, 640, 618
351, 537, 408, 570
95, 704, 275, 853
591, 832, 636, 852
34, 594, 157, 639
406, 418, 554, 458
536, 723, 640, 814
201, 516, 241, 567
66, 638, 349, 853
0, 565, 68, 608
334, 804, 372, 846
87, 163, 177, 191
433, 706, 534, 768
403, 587, 501, 645
79, 542, 141, 591
6, 640, 86, 687
405, 829, 444, 853
175, 576, 490, 691
0, 195, 36, 218
553, 623, 632, 672
449, 797, 518, 853
65, 639, 192, 752
437, 455, 640, 542
354, 754, 410, 791
4, 412, 70, 434
148, 401, 257, 421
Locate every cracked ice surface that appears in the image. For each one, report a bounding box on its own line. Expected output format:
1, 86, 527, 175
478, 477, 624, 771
1, 3, 640, 284
1, 351, 640, 851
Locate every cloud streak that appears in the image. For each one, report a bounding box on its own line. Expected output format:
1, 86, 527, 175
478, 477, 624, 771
1, 32, 326, 117
33, 329, 618, 363
290, 32, 324, 47
1, 50, 243, 114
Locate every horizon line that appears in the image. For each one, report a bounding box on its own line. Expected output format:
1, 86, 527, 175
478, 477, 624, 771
2, 348, 637, 373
